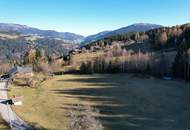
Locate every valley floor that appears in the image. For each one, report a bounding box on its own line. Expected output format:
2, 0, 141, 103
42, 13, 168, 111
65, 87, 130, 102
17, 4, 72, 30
8, 74, 190, 130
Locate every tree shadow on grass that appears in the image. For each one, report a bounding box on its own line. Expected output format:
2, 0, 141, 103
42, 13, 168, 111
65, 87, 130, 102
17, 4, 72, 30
27, 122, 48, 130
52, 74, 190, 130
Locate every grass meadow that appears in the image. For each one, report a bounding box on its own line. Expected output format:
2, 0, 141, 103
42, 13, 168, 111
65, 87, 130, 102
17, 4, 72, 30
8, 74, 190, 130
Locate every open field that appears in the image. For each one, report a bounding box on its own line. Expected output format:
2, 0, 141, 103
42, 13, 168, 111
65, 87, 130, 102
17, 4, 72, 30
9, 74, 190, 130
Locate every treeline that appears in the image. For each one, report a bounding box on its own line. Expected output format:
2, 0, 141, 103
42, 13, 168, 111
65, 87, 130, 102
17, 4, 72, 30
80, 43, 190, 81
80, 44, 168, 77
173, 40, 190, 81
23, 48, 47, 65
22, 48, 63, 72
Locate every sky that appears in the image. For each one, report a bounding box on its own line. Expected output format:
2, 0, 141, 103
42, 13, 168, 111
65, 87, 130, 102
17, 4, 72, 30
0, 0, 189, 36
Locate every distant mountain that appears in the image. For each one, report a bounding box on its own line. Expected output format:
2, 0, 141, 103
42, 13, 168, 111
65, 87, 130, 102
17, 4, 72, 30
82, 31, 111, 44
0, 28, 80, 64
0, 23, 84, 43
82, 23, 162, 44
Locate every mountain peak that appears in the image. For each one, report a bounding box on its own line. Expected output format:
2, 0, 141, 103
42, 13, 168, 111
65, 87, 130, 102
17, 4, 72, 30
132, 23, 160, 26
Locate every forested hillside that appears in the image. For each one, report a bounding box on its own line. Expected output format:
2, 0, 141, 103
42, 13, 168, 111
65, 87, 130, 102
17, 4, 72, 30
83, 23, 190, 50
82, 23, 162, 44
68, 23, 190, 81
0, 32, 74, 71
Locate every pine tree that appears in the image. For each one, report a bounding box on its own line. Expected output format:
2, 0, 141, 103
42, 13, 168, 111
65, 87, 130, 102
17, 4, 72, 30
80, 62, 86, 74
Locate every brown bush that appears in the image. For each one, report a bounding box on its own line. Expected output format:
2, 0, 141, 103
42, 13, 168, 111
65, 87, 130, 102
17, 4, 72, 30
67, 104, 103, 130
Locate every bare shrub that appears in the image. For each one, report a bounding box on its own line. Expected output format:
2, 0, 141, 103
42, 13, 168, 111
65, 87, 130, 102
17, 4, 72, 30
24, 77, 34, 87
33, 63, 50, 73
67, 104, 103, 130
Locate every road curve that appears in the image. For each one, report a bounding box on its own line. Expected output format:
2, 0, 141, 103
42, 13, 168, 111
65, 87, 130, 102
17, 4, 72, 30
0, 81, 33, 130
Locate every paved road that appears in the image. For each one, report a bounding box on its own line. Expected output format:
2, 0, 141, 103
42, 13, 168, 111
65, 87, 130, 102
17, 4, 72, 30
0, 81, 33, 130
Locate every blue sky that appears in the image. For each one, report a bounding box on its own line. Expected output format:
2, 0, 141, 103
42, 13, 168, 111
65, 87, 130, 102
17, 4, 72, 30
0, 0, 190, 36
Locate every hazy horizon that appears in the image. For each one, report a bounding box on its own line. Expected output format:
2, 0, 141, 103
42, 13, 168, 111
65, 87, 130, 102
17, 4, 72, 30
0, 0, 190, 36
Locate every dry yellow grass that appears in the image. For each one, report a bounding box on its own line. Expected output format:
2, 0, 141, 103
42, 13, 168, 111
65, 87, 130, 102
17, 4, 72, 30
8, 75, 102, 129
0, 33, 18, 39
8, 74, 190, 130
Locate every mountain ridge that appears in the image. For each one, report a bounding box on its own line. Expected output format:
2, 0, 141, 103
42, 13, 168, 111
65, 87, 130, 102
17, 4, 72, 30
0, 23, 84, 43
82, 23, 162, 44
